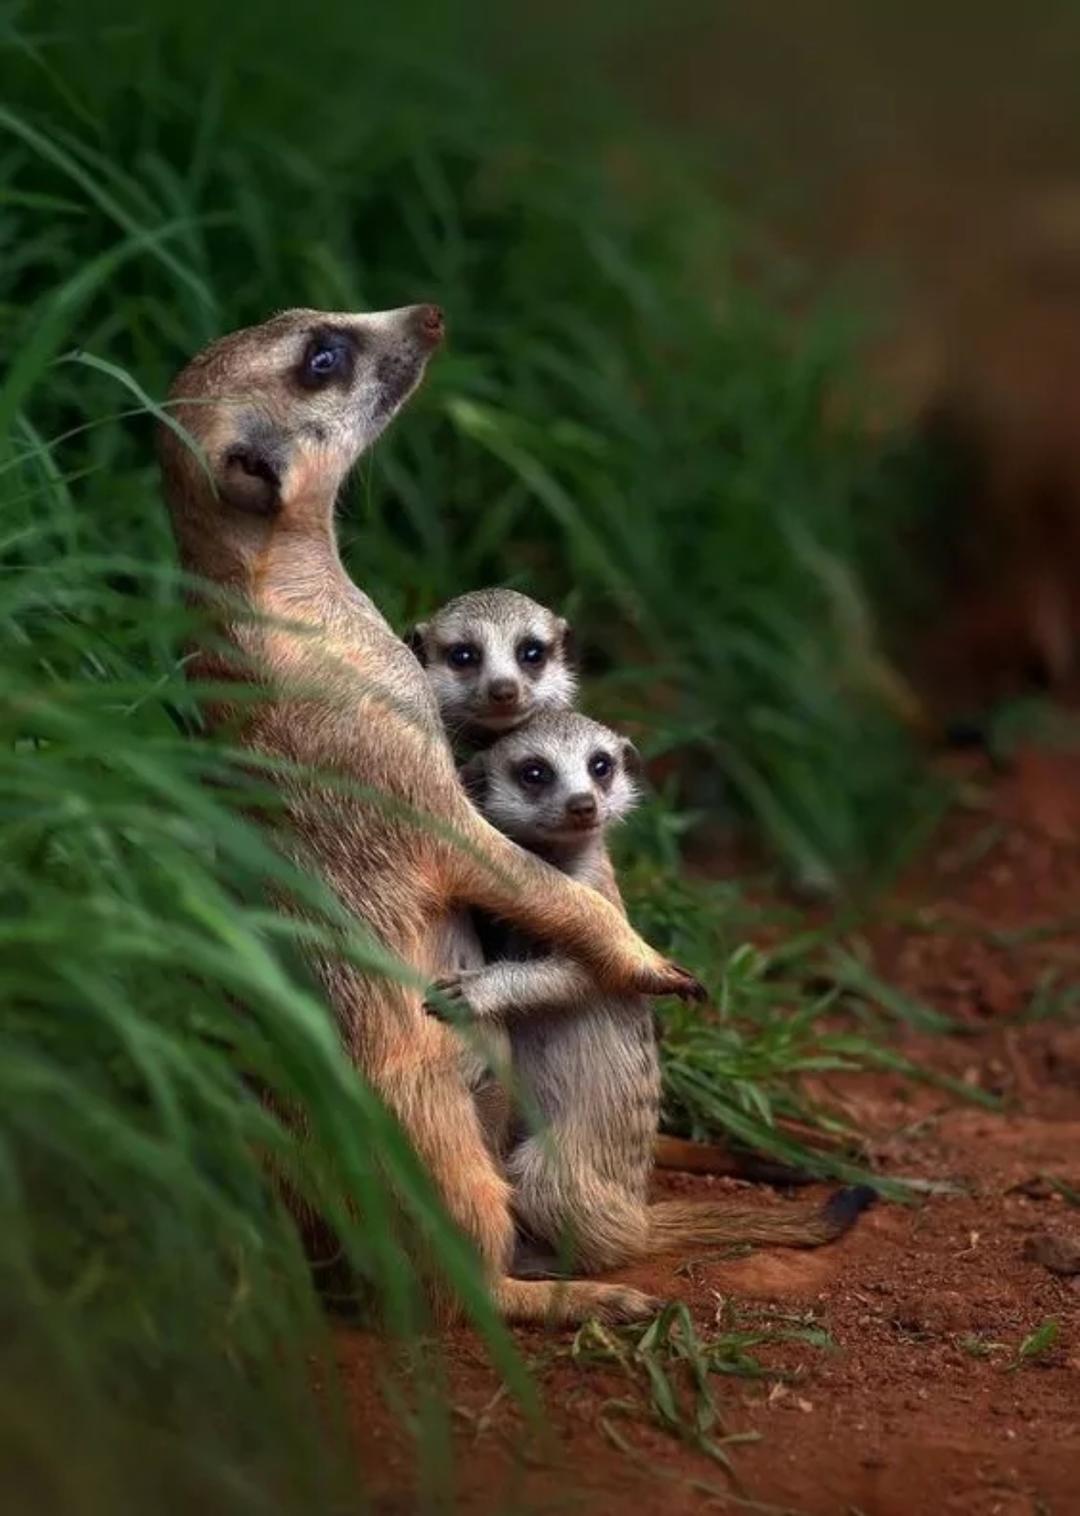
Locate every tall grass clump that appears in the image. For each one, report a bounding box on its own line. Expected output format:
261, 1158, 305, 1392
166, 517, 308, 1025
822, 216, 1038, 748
3, 0, 932, 886
2, 0, 936, 1507
2, 552, 542, 1510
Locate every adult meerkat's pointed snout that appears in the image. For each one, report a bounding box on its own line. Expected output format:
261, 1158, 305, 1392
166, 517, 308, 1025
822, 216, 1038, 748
351, 300, 444, 354
412, 302, 445, 344
360, 302, 445, 426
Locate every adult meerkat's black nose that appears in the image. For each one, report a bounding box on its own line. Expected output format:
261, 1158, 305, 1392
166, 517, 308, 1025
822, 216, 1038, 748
411, 304, 445, 345
565, 792, 598, 821
487, 677, 520, 707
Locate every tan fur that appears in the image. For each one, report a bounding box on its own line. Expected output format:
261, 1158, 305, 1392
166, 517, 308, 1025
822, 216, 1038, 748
158, 304, 705, 1325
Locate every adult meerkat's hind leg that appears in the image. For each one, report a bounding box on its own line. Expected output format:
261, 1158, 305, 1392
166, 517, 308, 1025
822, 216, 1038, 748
442, 811, 705, 1003
383, 1059, 658, 1325
493, 1276, 660, 1325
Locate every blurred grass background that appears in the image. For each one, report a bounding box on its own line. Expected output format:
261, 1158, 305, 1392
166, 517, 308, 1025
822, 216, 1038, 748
0, 0, 1016, 1509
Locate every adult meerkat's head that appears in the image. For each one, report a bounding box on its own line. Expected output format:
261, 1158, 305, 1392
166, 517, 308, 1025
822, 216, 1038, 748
466, 710, 642, 853
158, 304, 443, 571
409, 588, 576, 740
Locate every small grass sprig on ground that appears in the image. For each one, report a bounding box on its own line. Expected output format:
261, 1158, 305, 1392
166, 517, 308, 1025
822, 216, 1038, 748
570, 1300, 835, 1481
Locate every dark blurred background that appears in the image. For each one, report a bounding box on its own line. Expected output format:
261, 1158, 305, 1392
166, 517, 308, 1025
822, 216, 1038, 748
496, 0, 1080, 703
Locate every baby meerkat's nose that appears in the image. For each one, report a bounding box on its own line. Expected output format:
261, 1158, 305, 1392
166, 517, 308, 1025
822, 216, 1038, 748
487, 677, 520, 707
565, 792, 598, 822
411, 304, 445, 345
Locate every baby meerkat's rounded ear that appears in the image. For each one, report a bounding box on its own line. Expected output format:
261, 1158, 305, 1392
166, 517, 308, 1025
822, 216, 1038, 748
405, 623, 429, 666
460, 752, 488, 805
556, 617, 577, 667
218, 440, 283, 517
620, 738, 644, 778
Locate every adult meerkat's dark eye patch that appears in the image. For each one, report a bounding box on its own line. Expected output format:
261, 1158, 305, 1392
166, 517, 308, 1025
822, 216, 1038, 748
296, 326, 360, 391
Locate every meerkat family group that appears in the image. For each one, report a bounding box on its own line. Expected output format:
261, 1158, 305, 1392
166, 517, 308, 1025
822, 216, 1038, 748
159, 303, 873, 1326
413, 590, 873, 1273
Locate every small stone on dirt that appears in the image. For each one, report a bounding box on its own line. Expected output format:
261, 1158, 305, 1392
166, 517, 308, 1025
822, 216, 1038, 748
1022, 1231, 1080, 1275
1010, 1176, 1053, 1200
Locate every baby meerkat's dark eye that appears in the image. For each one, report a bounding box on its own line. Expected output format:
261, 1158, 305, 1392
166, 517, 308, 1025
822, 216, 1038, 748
516, 638, 548, 669
517, 759, 555, 789
309, 347, 340, 375
447, 642, 481, 670
588, 751, 614, 781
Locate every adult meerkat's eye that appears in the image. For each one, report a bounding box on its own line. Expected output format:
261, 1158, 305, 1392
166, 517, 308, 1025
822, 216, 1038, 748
517, 759, 555, 789
588, 751, 613, 780
447, 643, 481, 670
516, 638, 548, 669
298, 329, 356, 389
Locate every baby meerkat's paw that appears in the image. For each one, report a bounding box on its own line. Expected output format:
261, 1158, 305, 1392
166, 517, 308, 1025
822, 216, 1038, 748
424, 970, 486, 1022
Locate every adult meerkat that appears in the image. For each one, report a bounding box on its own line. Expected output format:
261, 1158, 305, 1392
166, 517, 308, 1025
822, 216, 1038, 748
432, 710, 875, 1273
157, 303, 705, 1327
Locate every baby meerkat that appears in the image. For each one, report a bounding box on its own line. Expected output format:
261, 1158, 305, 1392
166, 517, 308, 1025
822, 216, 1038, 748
413, 591, 810, 1187
434, 710, 875, 1273
411, 587, 578, 1151
409, 588, 576, 746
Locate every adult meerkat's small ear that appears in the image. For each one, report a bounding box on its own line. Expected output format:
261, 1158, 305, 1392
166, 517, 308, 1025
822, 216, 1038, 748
460, 752, 488, 805
217, 435, 285, 517
621, 738, 644, 779
406, 623, 430, 665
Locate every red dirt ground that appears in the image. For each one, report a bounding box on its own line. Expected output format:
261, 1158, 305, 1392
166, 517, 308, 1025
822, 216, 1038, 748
335, 744, 1080, 1515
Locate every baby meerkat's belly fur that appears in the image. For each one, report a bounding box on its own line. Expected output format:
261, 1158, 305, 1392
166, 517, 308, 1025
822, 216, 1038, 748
509, 995, 659, 1195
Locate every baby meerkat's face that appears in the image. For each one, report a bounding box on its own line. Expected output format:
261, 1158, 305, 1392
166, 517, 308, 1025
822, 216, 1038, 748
410, 588, 576, 739
471, 710, 641, 850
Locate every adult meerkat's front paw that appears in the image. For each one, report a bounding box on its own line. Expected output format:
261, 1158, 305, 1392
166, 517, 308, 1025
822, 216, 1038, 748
634, 958, 707, 1003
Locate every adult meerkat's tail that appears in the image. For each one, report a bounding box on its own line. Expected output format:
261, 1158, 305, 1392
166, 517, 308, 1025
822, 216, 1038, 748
512, 1178, 878, 1278
645, 1186, 877, 1254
